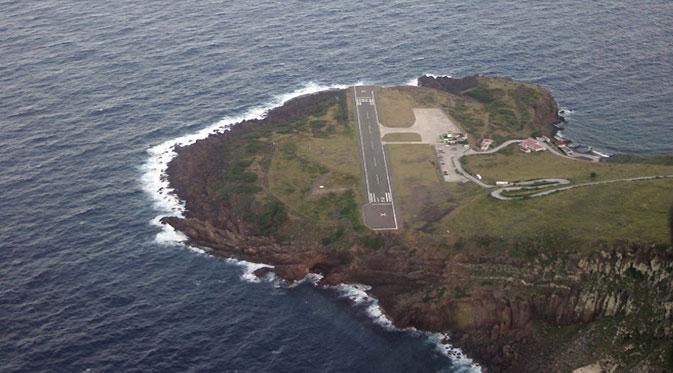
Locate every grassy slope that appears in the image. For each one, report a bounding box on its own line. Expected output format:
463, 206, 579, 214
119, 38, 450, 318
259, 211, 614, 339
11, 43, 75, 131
444, 180, 673, 252
463, 144, 673, 184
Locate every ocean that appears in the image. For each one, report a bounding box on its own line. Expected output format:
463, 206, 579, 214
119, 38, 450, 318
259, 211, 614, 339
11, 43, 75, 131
1, 1, 672, 372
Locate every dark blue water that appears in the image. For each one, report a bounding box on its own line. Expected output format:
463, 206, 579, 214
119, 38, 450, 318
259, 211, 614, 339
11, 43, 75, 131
2, 1, 673, 371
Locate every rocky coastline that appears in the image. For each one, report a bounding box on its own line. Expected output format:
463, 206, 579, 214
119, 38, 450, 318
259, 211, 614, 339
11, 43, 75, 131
160, 79, 673, 372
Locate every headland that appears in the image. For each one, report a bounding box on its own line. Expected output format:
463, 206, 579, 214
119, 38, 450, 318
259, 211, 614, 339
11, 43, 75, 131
160, 75, 673, 372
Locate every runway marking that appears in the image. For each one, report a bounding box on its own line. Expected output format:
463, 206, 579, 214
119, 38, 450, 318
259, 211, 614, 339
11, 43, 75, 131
353, 86, 399, 230
370, 91, 399, 230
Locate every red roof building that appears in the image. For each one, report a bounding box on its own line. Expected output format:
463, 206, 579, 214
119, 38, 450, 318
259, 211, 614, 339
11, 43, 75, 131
519, 138, 545, 153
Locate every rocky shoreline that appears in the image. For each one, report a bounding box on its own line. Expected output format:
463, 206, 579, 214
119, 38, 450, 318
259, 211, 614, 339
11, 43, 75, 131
160, 78, 673, 372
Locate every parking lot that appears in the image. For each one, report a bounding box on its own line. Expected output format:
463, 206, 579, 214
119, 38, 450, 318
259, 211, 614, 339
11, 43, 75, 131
435, 143, 470, 183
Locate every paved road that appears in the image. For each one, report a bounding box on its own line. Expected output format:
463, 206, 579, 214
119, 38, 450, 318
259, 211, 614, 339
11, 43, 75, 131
353, 86, 398, 230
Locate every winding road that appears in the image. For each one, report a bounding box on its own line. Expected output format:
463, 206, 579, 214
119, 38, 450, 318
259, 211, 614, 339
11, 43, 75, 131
454, 139, 673, 200
490, 175, 673, 200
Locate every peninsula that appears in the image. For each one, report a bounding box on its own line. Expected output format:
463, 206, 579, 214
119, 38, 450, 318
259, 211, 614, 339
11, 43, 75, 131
161, 75, 673, 372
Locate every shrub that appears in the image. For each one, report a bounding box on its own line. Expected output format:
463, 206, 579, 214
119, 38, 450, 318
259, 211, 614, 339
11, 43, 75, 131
256, 200, 288, 235
466, 86, 498, 103
336, 93, 349, 125
322, 227, 345, 246
360, 234, 385, 250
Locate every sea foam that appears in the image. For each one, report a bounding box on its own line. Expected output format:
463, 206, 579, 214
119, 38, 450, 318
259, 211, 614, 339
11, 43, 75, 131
332, 282, 481, 372
405, 73, 454, 87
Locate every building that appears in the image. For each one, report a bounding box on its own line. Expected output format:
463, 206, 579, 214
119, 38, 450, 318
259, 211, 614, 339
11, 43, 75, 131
480, 138, 493, 151
440, 132, 467, 145
518, 138, 545, 153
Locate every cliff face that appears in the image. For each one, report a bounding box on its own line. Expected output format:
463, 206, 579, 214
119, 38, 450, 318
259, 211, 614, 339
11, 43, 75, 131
160, 83, 673, 372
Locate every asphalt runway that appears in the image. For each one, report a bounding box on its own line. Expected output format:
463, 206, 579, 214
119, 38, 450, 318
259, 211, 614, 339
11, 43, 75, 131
353, 86, 398, 230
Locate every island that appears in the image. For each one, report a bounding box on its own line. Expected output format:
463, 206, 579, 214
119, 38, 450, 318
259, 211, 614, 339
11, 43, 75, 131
161, 75, 673, 372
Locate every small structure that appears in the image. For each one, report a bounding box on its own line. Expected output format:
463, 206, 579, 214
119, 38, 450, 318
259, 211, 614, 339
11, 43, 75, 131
480, 138, 493, 151
440, 132, 467, 145
553, 138, 568, 148
519, 138, 545, 153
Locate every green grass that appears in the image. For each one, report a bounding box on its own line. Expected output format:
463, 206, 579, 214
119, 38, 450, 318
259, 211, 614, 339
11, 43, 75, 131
205, 89, 368, 244
463, 144, 673, 185
267, 99, 363, 225
381, 133, 422, 142
442, 179, 673, 252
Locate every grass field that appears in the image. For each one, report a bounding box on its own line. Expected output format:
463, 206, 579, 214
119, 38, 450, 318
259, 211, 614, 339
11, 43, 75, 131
267, 100, 363, 219
381, 133, 422, 142
376, 86, 454, 128
463, 145, 673, 184
442, 179, 673, 253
